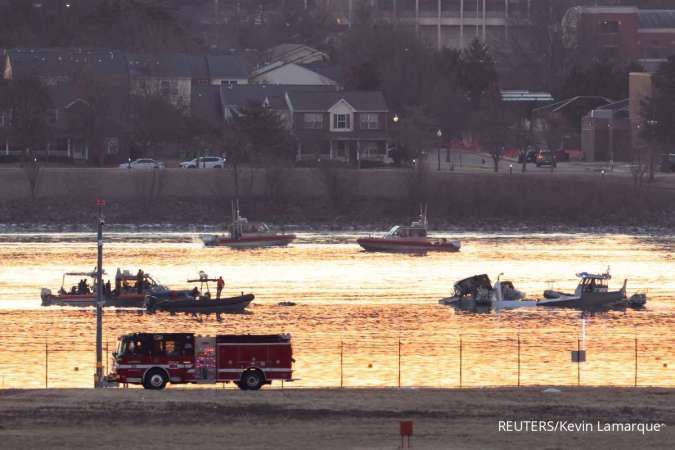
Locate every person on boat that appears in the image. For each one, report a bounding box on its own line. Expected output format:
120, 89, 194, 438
191, 286, 200, 299
216, 276, 224, 299
136, 269, 144, 294
104, 280, 112, 296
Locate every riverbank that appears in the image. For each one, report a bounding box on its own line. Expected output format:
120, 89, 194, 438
1, 167, 674, 228
0, 388, 672, 449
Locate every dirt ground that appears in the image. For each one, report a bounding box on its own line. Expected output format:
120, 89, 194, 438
0, 388, 673, 449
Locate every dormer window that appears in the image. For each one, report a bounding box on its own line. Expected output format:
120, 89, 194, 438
333, 113, 350, 129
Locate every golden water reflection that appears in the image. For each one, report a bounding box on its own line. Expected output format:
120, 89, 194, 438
0, 232, 672, 388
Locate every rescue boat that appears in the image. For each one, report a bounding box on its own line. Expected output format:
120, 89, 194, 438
357, 206, 461, 253
200, 200, 295, 248
40, 269, 191, 308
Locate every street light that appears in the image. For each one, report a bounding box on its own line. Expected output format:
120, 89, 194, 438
436, 129, 442, 171
393, 114, 399, 124
646, 119, 659, 182
608, 120, 614, 172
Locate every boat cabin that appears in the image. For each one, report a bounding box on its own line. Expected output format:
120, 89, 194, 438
230, 217, 272, 238
385, 225, 427, 239
575, 272, 610, 294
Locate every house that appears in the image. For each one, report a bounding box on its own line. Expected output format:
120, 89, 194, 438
581, 99, 631, 162
285, 90, 391, 166
0, 82, 129, 163
206, 53, 250, 87
127, 53, 208, 110
265, 44, 328, 65
251, 61, 339, 86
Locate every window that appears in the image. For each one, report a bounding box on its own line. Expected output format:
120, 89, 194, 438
104, 137, 119, 155
160, 80, 176, 96
359, 113, 380, 130
599, 20, 619, 33
0, 110, 10, 127
303, 113, 324, 129
333, 113, 351, 130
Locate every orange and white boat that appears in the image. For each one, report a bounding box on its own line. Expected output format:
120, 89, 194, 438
357, 206, 460, 253
200, 201, 295, 248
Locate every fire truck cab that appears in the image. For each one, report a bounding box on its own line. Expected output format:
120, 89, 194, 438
108, 332, 293, 390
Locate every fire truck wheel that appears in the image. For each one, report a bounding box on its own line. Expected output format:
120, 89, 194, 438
144, 368, 168, 390
240, 369, 264, 390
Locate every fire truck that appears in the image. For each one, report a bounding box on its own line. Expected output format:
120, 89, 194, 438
107, 333, 293, 390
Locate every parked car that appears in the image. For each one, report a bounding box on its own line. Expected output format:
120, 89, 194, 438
535, 150, 557, 168
661, 153, 675, 172
517, 148, 538, 164
180, 156, 226, 168
119, 159, 165, 169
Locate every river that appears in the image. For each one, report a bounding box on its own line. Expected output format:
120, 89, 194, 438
0, 231, 673, 388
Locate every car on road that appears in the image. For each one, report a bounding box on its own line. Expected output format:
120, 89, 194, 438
517, 148, 537, 164
535, 150, 557, 168
119, 159, 165, 169
180, 156, 226, 169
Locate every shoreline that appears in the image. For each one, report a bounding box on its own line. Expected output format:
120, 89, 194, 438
0, 387, 672, 449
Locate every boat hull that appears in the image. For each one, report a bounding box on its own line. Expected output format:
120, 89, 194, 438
357, 238, 460, 253
537, 290, 626, 309
146, 294, 254, 314
41, 289, 193, 308
202, 234, 296, 248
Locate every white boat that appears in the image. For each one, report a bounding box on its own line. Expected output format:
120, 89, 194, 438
440, 269, 644, 311
439, 274, 538, 310
540, 270, 628, 309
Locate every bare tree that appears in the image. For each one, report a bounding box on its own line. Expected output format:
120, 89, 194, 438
3, 74, 52, 164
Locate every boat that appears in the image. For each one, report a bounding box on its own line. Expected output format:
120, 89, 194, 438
145, 294, 255, 314
145, 271, 254, 314
200, 200, 295, 248
540, 270, 629, 309
357, 206, 460, 253
40, 269, 192, 307
439, 274, 538, 310
439, 269, 645, 311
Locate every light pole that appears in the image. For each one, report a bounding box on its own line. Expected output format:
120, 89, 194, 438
646, 119, 659, 182
608, 119, 614, 171
436, 129, 442, 171
392, 114, 399, 166
95, 199, 105, 388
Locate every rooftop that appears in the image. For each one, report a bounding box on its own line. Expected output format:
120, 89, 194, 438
286, 91, 388, 112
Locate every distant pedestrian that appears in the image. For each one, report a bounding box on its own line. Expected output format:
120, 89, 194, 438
216, 276, 224, 300
136, 269, 144, 294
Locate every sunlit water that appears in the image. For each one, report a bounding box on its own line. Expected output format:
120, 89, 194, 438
0, 231, 673, 388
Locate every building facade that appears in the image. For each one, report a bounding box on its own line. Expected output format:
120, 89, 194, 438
562, 6, 675, 68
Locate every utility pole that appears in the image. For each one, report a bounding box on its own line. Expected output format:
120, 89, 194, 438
95, 199, 105, 387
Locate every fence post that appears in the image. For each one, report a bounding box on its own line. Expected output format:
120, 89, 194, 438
577, 339, 581, 386
398, 339, 401, 388
340, 340, 344, 389
459, 336, 463, 388
105, 341, 109, 376
45, 342, 48, 389
634, 337, 638, 387
517, 333, 521, 387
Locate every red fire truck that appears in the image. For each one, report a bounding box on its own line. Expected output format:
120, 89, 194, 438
107, 333, 293, 390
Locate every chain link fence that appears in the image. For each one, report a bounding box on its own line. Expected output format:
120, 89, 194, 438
0, 334, 672, 389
